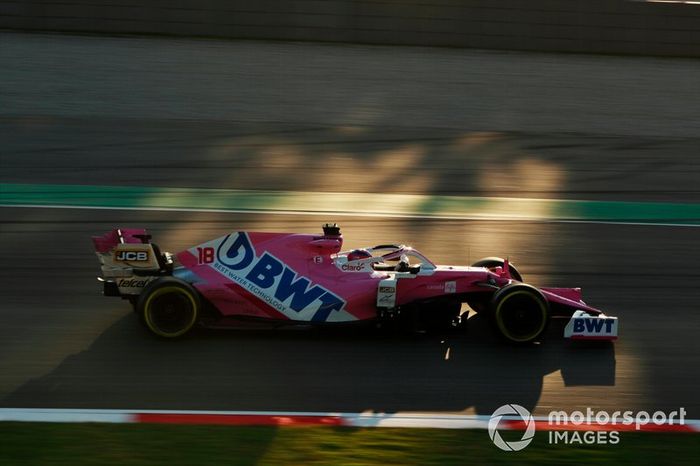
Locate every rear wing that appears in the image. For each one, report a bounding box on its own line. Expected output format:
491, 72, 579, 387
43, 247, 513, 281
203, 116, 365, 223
92, 228, 170, 279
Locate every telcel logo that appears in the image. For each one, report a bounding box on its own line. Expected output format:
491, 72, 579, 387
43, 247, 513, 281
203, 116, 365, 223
118, 278, 149, 287
115, 251, 149, 262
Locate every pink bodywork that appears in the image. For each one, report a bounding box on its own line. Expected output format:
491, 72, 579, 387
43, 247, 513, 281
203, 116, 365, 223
175, 230, 604, 323
92, 228, 148, 253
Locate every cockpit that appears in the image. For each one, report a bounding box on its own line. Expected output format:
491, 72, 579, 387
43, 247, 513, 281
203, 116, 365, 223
335, 244, 436, 275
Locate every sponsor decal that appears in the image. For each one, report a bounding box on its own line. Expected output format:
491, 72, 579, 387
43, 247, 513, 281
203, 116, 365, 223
377, 295, 394, 304
341, 262, 366, 271
212, 233, 345, 321
115, 250, 149, 262
573, 317, 615, 334
445, 281, 457, 293
564, 310, 618, 339
117, 278, 150, 288
377, 279, 397, 309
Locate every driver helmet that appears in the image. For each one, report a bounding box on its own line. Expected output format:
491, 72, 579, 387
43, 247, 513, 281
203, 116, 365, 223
347, 249, 372, 261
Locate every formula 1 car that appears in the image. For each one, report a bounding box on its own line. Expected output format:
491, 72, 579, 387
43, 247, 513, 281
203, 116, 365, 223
92, 224, 618, 343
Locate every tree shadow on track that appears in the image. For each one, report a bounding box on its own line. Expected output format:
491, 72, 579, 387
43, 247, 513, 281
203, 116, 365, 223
2, 312, 615, 416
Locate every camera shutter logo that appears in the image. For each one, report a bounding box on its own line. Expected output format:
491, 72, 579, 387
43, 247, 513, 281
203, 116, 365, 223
488, 404, 536, 451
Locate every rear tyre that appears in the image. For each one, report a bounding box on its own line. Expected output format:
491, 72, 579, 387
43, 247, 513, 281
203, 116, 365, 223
489, 284, 549, 344
137, 277, 200, 338
467, 257, 523, 313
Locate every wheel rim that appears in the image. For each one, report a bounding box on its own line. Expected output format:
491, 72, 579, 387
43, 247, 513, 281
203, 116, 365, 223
144, 287, 197, 337
496, 291, 547, 342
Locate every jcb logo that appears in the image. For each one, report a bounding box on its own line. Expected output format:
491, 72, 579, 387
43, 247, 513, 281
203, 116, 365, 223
115, 250, 149, 262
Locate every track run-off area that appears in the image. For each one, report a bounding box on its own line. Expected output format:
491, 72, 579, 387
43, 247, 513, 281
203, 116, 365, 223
2, 183, 700, 226
1, 31, 699, 423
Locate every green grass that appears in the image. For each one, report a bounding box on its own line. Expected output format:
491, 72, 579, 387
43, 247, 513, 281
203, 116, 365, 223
0, 423, 698, 465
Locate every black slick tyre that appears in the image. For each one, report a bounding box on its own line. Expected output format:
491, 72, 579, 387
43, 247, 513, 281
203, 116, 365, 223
137, 277, 200, 338
489, 283, 549, 344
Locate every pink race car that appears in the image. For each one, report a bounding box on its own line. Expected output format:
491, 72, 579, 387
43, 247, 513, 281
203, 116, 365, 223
92, 224, 618, 343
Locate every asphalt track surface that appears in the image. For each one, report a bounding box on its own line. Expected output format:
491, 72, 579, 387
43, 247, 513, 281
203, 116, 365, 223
1, 32, 700, 417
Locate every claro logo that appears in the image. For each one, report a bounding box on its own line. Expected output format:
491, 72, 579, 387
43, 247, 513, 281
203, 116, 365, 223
341, 263, 366, 271
115, 250, 149, 262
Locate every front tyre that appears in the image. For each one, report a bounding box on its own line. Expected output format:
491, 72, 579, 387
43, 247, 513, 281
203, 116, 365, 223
137, 277, 200, 338
490, 284, 549, 344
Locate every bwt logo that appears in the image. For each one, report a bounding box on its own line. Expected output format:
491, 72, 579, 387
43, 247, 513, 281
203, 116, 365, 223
115, 250, 149, 262
573, 318, 615, 333
216, 233, 345, 321
488, 404, 536, 451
